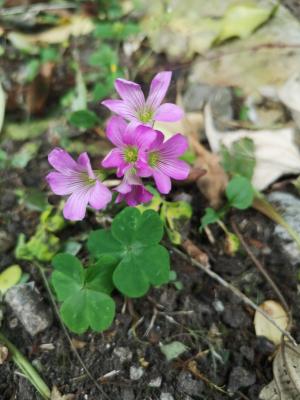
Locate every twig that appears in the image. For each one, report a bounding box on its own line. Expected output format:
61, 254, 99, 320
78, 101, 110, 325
34, 262, 110, 400
231, 218, 291, 326
171, 246, 297, 346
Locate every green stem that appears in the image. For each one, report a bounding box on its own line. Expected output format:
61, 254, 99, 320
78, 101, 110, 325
253, 192, 300, 250
0, 331, 51, 399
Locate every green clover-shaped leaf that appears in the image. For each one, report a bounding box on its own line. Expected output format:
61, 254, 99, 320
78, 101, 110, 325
51, 253, 116, 334
87, 207, 170, 298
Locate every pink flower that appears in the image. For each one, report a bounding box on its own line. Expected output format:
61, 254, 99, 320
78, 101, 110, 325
114, 168, 153, 206
139, 131, 190, 194
101, 116, 157, 177
102, 71, 183, 126
46, 148, 112, 221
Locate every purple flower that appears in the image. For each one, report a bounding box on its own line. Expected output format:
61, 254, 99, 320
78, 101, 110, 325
139, 131, 190, 194
114, 168, 153, 206
46, 148, 112, 221
101, 116, 157, 177
102, 71, 183, 126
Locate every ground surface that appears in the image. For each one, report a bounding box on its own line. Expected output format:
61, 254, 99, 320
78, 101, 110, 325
1, 1, 300, 399
1, 136, 299, 399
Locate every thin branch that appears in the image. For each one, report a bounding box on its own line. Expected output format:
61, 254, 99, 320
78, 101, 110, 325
231, 218, 291, 328
171, 246, 297, 346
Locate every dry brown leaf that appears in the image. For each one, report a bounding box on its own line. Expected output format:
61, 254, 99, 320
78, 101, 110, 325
254, 300, 289, 345
8, 16, 94, 46
260, 343, 300, 400
182, 239, 210, 267
204, 104, 300, 191
0, 345, 8, 365
71, 338, 87, 349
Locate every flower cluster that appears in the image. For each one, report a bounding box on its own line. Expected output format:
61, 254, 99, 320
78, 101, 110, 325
46, 71, 190, 220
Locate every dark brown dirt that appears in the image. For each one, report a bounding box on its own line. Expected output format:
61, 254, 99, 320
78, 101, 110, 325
1, 133, 299, 400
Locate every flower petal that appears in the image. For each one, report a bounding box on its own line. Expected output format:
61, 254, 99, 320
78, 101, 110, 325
134, 125, 157, 150
125, 186, 153, 206
153, 170, 172, 194
160, 133, 188, 157
88, 181, 112, 210
154, 103, 184, 122
46, 172, 75, 195
63, 188, 90, 221
101, 99, 137, 121
148, 130, 164, 151
77, 152, 95, 179
158, 159, 190, 180
146, 71, 172, 109
106, 116, 127, 147
115, 78, 145, 111
102, 148, 123, 169
48, 148, 78, 174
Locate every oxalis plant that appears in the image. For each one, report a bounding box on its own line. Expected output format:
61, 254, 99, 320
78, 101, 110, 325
46, 71, 190, 333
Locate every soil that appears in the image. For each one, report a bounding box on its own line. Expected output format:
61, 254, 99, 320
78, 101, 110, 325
1, 1, 300, 398
1, 133, 300, 400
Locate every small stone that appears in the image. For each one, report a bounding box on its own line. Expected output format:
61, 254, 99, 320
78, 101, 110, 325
268, 192, 300, 265
160, 393, 174, 400
130, 366, 144, 381
8, 317, 18, 329
212, 300, 225, 313
148, 376, 162, 388
113, 347, 133, 363
5, 283, 53, 336
177, 371, 204, 396
223, 305, 251, 329
228, 366, 256, 393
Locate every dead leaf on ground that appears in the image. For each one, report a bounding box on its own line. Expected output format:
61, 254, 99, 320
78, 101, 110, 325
51, 386, 75, 400
204, 104, 300, 191
141, 0, 275, 61
7, 15, 94, 47
259, 342, 300, 400
0, 345, 8, 364
254, 300, 289, 345
71, 338, 87, 349
182, 239, 210, 267
189, 3, 300, 94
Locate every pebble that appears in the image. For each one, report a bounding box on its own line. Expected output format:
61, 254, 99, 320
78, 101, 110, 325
148, 376, 162, 388
5, 283, 53, 336
268, 191, 300, 265
129, 366, 144, 381
228, 366, 256, 393
160, 393, 174, 400
177, 371, 204, 396
113, 347, 133, 363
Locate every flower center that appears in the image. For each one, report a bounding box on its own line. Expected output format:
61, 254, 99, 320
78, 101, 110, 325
81, 173, 96, 186
124, 147, 138, 163
148, 151, 160, 167
138, 109, 153, 123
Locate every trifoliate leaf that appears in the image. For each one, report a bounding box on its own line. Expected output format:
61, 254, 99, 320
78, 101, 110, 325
69, 110, 99, 130
0, 265, 22, 294
221, 138, 256, 180
200, 207, 221, 231
87, 207, 170, 298
225, 176, 254, 210
51, 253, 116, 334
